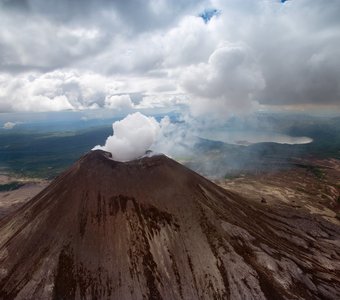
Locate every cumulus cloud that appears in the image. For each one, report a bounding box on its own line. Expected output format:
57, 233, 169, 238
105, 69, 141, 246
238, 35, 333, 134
104, 94, 134, 110
0, 0, 206, 32
161, 16, 217, 68
0, 9, 105, 73
0, 0, 206, 73
0, 71, 125, 112
249, 1, 340, 106
0, 0, 340, 114
93, 112, 160, 162
135, 94, 188, 109
181, 44, 265, 118
3, 121, 16, 129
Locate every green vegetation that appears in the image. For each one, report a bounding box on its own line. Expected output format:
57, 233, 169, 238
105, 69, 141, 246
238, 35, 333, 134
0, 126, 111, 179
309, 167, 325, 180
0, 182, 25, 192
294, 164, 325, 180
287, 116, 340, 159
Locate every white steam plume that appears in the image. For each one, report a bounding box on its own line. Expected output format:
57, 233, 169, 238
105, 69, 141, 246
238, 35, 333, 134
93, 112, 160, 162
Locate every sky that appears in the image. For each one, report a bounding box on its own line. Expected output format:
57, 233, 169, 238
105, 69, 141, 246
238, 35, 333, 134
0, 0, 340, 119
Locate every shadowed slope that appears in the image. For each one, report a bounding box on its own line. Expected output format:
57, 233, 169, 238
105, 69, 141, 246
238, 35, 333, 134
0, 150, 339, 300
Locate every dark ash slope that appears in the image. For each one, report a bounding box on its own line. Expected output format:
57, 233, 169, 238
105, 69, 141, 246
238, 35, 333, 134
0, 150, 339, 299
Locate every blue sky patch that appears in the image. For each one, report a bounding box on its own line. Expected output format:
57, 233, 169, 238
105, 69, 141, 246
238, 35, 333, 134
199, 8, 221, 24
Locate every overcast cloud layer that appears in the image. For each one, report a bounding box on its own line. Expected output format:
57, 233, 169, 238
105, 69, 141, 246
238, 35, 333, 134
0, 0, 339, 116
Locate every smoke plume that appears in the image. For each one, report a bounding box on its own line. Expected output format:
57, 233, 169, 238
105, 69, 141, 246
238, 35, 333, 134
93, 112, 160, 162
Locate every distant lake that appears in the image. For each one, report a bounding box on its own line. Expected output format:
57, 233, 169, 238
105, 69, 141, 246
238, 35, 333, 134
199, 130, 313, 146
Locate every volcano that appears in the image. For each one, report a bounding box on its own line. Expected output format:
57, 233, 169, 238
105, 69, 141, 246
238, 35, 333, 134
0, 150, 339, 300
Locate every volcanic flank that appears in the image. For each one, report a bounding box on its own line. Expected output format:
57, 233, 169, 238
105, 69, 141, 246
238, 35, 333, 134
0, 150, 340, 300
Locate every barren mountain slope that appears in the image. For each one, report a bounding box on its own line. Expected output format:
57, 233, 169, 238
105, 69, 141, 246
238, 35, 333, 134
0, 150, 339, 300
